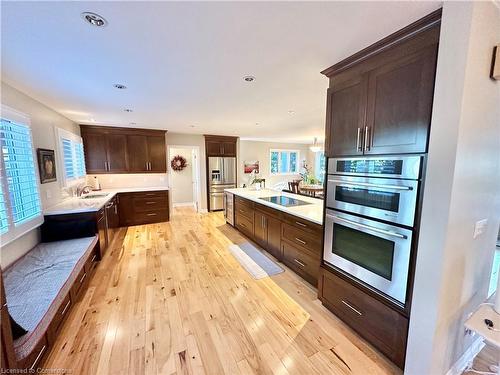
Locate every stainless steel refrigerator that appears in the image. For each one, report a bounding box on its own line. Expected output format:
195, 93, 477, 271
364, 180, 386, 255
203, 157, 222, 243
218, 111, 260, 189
208, 157, 236, 211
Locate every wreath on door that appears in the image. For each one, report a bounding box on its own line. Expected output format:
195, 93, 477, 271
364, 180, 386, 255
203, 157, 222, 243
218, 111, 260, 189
171, 155, 188, 171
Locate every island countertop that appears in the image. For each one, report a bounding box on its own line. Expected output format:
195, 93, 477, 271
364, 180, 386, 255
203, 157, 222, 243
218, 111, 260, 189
44, 186, 169, 216
224, 188, 324, 225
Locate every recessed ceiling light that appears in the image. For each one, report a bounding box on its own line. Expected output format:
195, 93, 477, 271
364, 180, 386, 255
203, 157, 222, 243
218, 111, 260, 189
243, 75, 256, 82
81, 12, 108, 27
89, 118, 96, 123
255, 122, 260, 126
124, 108, 133, 113
113, 84, 127, 90
129, 122, 137, 125
288, 110, 295, 115
189, 125, 196, 128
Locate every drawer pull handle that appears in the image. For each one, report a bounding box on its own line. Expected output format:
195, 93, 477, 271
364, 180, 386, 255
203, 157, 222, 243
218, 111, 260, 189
293, 258, 306, 268
295, 221, 307, 228
294, 237, 307, 245
341, 300, 363, 316
240, 222, 247, 228
146, 201, 156, 205
79, 272, 87, 284
147, 213, 157, 216
61, 300, 71, 316
91, 254, 97, 263
30, 345, 47, 370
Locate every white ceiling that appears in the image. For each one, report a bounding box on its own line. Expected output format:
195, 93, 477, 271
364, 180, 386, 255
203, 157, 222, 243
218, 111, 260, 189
1, 1, 441, 143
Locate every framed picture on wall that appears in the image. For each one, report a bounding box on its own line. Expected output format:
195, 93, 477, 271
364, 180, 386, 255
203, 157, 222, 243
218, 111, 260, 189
244, 160, 259, 174
37, 148, 57, 183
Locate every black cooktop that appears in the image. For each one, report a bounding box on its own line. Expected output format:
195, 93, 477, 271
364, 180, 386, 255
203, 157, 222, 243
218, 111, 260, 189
259, 196, 311, 207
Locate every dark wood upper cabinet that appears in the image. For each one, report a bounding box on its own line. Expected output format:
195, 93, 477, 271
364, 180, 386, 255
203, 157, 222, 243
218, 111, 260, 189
127, 135, 149, 172
322, 9, 440, 157
364, 47, 438, 155
326, 76, 368, 157
80, 125, 167, 174
204, 135, 238, 157
82, 132, 108, 173
106, 134, 128, 172
148, 136, 167, 172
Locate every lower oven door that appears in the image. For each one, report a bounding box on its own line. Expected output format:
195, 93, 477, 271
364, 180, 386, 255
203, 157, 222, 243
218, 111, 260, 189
326, 175, 418, 227
323, 209, 413, 305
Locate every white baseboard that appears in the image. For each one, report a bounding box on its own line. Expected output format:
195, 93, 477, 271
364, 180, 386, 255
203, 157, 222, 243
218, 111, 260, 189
173, 202, 195, 207
198, 208, 208, 213
445, 336, 485, 375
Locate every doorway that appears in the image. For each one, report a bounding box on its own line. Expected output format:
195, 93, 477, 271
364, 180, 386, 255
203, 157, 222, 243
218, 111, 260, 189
167, 145, 202, 212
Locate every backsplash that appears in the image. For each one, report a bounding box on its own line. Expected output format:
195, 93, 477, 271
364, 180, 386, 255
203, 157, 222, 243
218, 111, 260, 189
86, 173, 168, 189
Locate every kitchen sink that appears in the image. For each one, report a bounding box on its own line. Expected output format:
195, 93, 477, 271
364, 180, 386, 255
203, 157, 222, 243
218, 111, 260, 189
80, 193, 109, 199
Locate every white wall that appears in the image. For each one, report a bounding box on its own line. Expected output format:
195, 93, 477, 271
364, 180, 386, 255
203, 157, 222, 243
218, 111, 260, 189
166, 133, 207, 211
238, 140, 313, 189
1, 82, 80, 267
406, 2, 500, 374
169, 147, 194, 205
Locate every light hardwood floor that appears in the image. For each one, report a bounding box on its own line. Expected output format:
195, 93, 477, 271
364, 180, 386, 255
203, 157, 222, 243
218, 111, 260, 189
44, 207, 400, 374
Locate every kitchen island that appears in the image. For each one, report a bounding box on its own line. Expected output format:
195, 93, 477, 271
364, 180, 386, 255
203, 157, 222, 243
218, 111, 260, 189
225, 188, 324, 286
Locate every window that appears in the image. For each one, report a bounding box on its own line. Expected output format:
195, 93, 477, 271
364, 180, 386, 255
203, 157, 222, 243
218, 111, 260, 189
314, 152, 326, 183
0, 106, 43, 245
57, 128, 86, 185
270, 149, 300, 175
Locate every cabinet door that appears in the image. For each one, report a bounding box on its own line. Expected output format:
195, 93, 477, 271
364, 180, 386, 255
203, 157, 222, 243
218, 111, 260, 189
206, 141, 222, 156
106, 134, 128, 172
127, 136, 149, 172
97, 213, 108, 257
364, 46, 437, 155
266, 216, 282, 260
82, 133, 108, 173
327, 76, 368, 157
254, 211, 267, 248
221, 141, 236, 157
147, 136, 167, 172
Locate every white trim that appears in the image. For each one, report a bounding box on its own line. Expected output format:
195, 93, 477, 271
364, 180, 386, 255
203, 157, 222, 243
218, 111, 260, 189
173, 202, 196, 208
444, 336, 484, 375
0, 105, 44, 246
167, 144, 202, 213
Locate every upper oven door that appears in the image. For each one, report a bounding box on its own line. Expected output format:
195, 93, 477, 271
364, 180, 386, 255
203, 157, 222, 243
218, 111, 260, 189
327, 175, 418, 227
323, 209, 413, 305
328, 156, 421, 179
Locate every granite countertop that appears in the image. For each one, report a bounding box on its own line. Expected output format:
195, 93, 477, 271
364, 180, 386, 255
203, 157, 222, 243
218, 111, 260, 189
224, 188, 324, 225
44, 186, 169, 216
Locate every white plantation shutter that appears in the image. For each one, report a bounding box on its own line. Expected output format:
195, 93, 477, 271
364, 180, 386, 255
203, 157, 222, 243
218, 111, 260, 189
58, 128, 86, 185
0, 108, 43, 245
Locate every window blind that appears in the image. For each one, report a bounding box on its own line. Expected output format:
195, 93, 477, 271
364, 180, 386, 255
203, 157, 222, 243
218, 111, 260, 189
61, 135, 86, 183
0, 115, 43, 245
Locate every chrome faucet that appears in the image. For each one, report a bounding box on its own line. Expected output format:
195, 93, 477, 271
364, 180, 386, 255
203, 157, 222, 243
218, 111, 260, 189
77, 185, 93, 197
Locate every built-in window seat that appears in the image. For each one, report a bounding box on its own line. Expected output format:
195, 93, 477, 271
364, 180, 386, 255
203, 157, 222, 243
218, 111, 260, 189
1, 236, 99, 370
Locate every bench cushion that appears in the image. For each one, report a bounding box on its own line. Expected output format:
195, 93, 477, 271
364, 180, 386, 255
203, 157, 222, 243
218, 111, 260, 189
3, 236, 97, 359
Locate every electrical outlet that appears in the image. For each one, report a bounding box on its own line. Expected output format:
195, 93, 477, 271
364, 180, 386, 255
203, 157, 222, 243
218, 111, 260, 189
473, 219, 488, 239
46, 190, 52, 199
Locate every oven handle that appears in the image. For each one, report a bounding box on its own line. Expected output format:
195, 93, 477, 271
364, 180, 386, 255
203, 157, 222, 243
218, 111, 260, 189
328, 178, 413, 191
327, 214, 408, 239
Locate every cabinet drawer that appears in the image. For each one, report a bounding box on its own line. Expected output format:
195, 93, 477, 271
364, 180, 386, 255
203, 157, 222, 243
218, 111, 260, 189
47, 294, 72, 344
282, 213, 323, 235
282, 241, 319, 286
133, 210, 169, 225
130, 191, 168, 199
281, 223, 322, 255
19, 334, 48, 370
133, 197, 168, 212
235, 196, 254, 210
84, 249, 99, 273
319, 268, 408, 368
235, 213, 254, 238
70, 267, 88, 301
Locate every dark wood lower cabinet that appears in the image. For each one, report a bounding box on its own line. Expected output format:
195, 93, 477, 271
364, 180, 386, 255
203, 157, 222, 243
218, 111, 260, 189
234, 196, 322, 286
118, 190, 169, 226
318, 266, 409, 368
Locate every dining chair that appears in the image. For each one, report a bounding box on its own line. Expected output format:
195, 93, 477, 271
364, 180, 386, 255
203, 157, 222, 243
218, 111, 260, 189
288, 181, 300, 194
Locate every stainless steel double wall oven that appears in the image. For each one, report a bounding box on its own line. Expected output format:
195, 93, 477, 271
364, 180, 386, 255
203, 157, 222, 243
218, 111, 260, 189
323, 156, 422, 306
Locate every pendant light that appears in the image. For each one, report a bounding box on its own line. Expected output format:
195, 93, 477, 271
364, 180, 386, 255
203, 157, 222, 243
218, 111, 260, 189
309, 137, 322, 152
